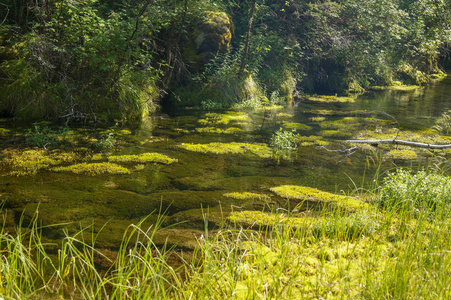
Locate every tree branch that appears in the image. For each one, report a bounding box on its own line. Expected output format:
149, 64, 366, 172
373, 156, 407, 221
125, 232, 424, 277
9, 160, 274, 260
346, 139, 451, 149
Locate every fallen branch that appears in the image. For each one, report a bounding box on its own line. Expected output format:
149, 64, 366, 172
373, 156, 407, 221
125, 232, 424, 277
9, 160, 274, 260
346, 139, 451, 149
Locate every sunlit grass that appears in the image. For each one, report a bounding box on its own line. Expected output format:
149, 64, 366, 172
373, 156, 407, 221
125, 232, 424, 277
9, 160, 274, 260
2, 169, 451, 298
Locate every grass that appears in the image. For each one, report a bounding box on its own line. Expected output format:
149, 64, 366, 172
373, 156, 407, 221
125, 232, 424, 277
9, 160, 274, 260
2, 169, 451, 299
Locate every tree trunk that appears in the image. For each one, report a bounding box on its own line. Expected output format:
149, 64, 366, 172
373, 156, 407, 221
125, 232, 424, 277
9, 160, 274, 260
239, 0, 257, 76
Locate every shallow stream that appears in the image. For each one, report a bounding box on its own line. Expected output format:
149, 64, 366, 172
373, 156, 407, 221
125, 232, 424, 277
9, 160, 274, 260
1, 74, 451, 252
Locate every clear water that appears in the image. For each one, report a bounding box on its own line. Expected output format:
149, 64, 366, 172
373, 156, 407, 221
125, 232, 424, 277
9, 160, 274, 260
1, 74, 450, 249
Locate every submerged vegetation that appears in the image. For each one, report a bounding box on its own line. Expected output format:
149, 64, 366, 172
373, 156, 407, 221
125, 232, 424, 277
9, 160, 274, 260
2, 168, 451, 298
52, 162, 131, 175
179, 142, 272, 158
108, 153, 178, 165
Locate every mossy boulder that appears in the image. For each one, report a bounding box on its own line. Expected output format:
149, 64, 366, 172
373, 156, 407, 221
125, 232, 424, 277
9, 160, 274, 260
196, 11, 232, 55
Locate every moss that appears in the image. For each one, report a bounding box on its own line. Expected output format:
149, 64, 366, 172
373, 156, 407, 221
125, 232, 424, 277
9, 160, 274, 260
305, 95, 355, 103
369, 85, 420, 91
51, 162, 131, 175
310, 116, 326, 122
223, 192, 271, 201
320, 117, 360, 130
2, 149, 79, 176
198, 112, 251, 126
295, 135, 329, 147
0, 127, 10, 137
108, 152, 178, 164
282, 122, 312, 131
305, 109, 335, 116
319, 130, 353, 139
387, 149, 417, 159
195, 127, 246, 134
270, 185, 368, 210
179, 142, 272, 158
275, 113, 294, 118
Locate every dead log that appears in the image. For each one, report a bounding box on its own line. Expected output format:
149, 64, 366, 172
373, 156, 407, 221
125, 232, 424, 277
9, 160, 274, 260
346, 139, 451, 149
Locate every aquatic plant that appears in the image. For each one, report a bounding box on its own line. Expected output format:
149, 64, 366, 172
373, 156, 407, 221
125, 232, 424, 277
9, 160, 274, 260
52, 162, 131, 175
310, 116, 326, 122
179, 142, 272, 158
320, 117, 360, 130
223, 192, 271, 201
319, 129, 353, 139
295, 135, 329, 147
282, 122, 312, 131
4, 166, 451, 299
198, 112, 251, 126
93, 132, 117, 150
26, 123, 72, 148
387, 149, 417, 159
2, 149, 79, 176
270, 185, 367, 210
305, 95, 355, 103
270, 128, 298, 150
369, 85, 420, 91
195, 127, 245, 134
108, 153, 178, 164
275, 112, 294, 118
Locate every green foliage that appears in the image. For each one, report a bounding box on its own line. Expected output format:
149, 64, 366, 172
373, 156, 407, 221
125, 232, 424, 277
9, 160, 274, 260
93, 123, 118, 151
26, 123, 72, 148
378, 169, 451, 214
270, 128, 298, 151
93, 133, 117, 151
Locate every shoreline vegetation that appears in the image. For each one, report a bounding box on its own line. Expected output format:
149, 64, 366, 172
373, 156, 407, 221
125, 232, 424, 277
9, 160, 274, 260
0, 0, 449, 123
2, 168, 451, 299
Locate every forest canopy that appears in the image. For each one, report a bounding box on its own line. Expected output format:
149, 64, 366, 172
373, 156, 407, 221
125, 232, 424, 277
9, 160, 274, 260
0, 0, 450, 122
